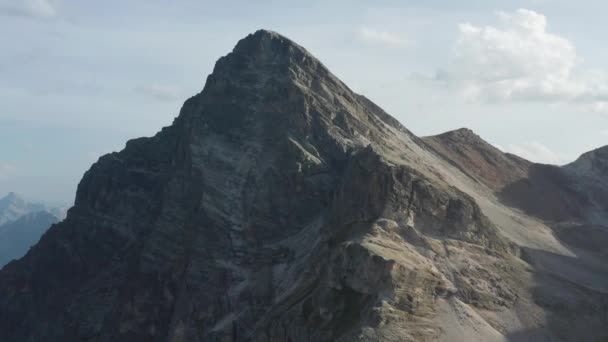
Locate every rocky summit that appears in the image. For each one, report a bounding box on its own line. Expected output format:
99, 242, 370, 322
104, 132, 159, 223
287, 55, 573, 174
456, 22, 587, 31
0, 30, 607, 342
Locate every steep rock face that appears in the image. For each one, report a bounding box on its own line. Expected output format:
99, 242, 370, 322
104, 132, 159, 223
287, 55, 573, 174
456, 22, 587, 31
0, 30, 606, 342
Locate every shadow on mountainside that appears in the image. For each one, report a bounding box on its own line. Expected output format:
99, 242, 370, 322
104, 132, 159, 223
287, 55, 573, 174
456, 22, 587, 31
552, 223, 608, 259
498, 164, 587, 222
496, 161, 608, 341
506, 244, 608, 341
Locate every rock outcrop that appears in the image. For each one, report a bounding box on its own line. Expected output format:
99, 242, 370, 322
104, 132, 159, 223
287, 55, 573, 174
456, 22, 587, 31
0, 30, 606, 342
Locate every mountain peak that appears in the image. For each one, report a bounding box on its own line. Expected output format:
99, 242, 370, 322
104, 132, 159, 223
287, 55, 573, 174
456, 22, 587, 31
210, 29, 321, 77
578, 145, 608, 161
432, 127, 482, 143
0, 193, 64, 225
235, 29, 292, 49
2, 192, 19, 201
182, 29, 407, 148
423, 128, 530, 190
0, 193, 24, 209
232, 29, 312, 60
565, 144, 608, 178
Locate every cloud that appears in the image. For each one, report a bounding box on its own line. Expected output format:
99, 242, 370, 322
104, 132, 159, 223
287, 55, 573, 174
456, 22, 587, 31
357, 27, 409, 47
135, 84, 181, 101
601, 129, 608, 136
436, 9, 608, 108
504, 141, 571, 165
0, 164, 17, 181
0, 0, 56, 19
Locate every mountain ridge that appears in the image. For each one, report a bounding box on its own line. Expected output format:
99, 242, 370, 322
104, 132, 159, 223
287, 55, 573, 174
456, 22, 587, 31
0, 30, 606, 342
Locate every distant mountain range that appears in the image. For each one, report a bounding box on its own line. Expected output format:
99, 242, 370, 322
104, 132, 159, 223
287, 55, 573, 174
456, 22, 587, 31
0, 192, 65, 225
0, 192, 66, 267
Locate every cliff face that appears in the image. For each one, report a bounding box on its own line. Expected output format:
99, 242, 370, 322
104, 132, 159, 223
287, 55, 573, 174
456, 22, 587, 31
0, 30, 606, 342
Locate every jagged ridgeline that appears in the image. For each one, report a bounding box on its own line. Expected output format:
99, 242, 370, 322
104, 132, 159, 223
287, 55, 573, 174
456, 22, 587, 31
0, 30, 607, 342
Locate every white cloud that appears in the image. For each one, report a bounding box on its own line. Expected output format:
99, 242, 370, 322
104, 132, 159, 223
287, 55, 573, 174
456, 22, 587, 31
0, 0, 56, 18
437, 8, 608, 108
600, 129, 608, 136
505, 141, 571, 165
135, 84, 181, 101
357, 27, 409, 47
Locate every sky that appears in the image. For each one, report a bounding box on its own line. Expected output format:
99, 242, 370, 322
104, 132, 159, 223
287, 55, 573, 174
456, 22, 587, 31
1, 0, 607, 204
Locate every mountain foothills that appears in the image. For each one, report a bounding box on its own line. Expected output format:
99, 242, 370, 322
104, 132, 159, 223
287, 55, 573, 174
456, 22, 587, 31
0, 192, 64, 267
0, 30, 607, 342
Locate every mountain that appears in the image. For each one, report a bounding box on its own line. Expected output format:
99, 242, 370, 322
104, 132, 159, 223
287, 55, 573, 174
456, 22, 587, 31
0, 192, 65, 268
0, 30, 606, 342
0, 192, 66, 268
425, 129, 608, 341
567, 145, 608, 179
423, 129, 603, 223
0, 192, 39, 225
0, 211, 58, 267
0, 192, 66, 225
422, 128, 531, 191
563, 146, 608, 218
